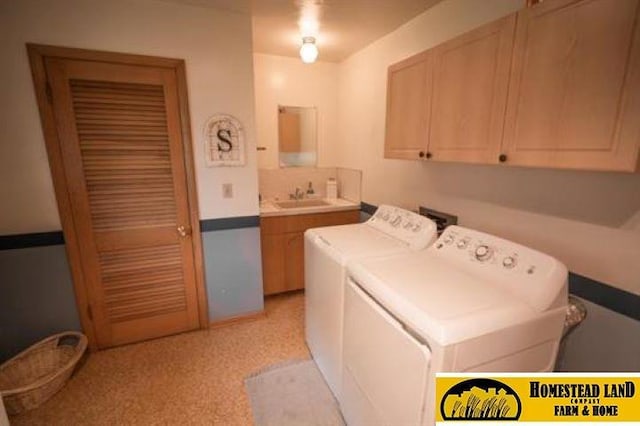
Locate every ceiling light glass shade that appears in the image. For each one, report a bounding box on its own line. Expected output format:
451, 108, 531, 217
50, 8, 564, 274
300, 36, 318, 64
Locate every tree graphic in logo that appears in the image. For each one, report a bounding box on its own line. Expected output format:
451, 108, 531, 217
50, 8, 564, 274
441, 378, 522, 420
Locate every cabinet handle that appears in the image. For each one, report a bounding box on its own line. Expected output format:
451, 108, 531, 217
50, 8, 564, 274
419, 151, 425, 158
426, 152, 432, 159
499, 154, 507, 163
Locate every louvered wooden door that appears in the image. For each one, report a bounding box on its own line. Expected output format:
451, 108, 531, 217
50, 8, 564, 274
39, 53, 205, 348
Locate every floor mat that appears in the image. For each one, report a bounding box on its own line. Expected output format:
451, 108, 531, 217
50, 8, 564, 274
244, 359, 345, 426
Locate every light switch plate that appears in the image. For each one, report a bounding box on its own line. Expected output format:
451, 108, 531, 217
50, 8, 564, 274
222, 183, 233, 198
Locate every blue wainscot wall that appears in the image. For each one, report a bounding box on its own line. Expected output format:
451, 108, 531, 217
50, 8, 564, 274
0, 217, 264, 362
200, 217, 264, 320
1, 205, 639, 371
557, 278, 640, 372
0, 242, 81, 360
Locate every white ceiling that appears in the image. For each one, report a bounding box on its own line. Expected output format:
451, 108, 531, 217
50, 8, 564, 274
160, 0, 443, 62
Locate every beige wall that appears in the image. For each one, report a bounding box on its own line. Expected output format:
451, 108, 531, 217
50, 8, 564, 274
253, 53, 339, 169
336, 0, 640, 295
5, 0, 639, 294
0, 0, 259, 234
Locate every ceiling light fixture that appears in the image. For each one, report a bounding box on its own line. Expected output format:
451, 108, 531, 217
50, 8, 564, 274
300, 36, 319, 64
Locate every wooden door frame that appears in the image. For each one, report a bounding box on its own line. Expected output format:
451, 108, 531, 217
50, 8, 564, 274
27, 44, 209, 350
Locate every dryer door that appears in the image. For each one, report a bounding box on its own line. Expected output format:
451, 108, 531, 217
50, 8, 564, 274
342, 278, 431, 426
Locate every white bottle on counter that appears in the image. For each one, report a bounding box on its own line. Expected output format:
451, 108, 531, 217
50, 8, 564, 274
326, 178, 338, 199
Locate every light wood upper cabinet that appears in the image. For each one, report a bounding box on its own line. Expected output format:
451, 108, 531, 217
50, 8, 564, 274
429, 14, 516, 164
384, 15, 516, 164
384, 50, 433, 160
502, 0, 640, 171
384, 0, 640, 172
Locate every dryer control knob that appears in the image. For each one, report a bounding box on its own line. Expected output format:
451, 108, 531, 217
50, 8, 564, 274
503, 256, 517, 269
444, 235, 454, 244
475, 244, 493, 261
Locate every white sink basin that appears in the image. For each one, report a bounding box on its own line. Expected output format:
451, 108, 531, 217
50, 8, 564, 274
275, 199, 330, 209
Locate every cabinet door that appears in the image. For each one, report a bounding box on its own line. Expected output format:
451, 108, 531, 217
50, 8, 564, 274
502, 0, 640, 171
261, 232, 286, 296
260, 211, 360, 296
428, 14, 516, 164
284, 232, 305, 291
384, 50, 432, 160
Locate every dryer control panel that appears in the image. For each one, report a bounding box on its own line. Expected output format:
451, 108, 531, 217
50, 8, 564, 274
433, 225, 568, 311
366, 205, 437, 250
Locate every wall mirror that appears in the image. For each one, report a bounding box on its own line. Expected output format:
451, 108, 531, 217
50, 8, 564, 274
278, 105, 317, 167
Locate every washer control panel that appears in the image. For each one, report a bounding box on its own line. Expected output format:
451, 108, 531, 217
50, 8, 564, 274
435, 226, 540, 272
367, 205, 437, 250
432, 225, 568, 311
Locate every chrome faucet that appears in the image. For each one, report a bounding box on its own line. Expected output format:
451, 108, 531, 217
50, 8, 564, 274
289, 187, 304, 200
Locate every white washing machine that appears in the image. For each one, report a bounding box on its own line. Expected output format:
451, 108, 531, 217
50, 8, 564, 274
304, 205, 437, 401
342, 225, 568, 426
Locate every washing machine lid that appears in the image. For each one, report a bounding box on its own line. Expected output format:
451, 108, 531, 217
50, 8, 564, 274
306, 224, 411, 265
305, 205, 438, 264
348, 253, 538, 346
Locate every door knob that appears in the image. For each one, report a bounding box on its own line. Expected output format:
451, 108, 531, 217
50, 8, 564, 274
177, 225, 191, 237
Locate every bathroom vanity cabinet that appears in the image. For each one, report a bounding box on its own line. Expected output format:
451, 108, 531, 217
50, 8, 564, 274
260, 210, 359, 296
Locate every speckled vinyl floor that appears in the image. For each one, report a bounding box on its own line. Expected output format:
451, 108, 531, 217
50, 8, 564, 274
10, 292, 309, 426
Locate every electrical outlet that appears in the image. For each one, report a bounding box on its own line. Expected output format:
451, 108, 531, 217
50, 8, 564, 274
222, 183, 233, 199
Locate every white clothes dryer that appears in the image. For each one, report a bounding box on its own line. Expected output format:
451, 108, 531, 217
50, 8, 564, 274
304, 205, 437, 401
343, 225, 568, 426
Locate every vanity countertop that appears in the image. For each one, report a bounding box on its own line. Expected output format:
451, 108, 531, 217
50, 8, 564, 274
260, 198, 360, 217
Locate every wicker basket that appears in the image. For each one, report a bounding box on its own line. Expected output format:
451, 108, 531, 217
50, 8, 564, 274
0, 331, 87, 415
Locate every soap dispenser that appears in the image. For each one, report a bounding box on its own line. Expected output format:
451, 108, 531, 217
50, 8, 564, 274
326, 178, 338, 199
